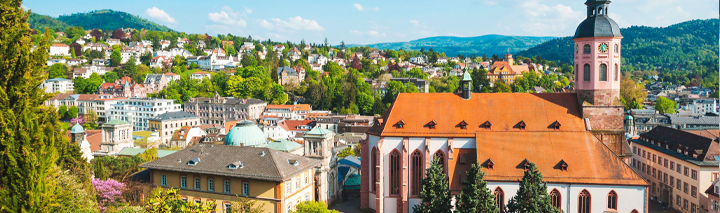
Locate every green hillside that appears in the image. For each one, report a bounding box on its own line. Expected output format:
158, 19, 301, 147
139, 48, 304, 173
355, 34, 556, 57
56, 9, 173, 31
517, 19, 719, 71
28, 13, 69, 31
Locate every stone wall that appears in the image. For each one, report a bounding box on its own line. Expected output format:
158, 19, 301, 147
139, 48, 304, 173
582, 105, 624, 130
577, 89, 621, 106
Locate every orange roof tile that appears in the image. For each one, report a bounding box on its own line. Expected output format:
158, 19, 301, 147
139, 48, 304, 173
267, 105, 294, 110
292, 104, 311, 111
284, 120, 313, 131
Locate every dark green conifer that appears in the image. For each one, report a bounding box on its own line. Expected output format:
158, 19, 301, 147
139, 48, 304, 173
506, 162, 562, 213
412, 158, 453, 213
455, 162, 498, 213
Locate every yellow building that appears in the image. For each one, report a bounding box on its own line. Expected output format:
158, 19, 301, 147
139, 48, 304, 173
487, 54, 533, 84
148, 111, 201, 144
140, 145, 321, 213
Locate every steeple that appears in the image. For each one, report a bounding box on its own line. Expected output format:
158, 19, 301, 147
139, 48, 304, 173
461, 70, 472, 100
574, 0, 622, 39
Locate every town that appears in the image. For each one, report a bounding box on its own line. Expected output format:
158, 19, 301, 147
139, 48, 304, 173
1, 0, 719, 213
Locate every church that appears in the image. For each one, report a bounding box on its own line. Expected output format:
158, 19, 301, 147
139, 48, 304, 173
359, 0, 649, 213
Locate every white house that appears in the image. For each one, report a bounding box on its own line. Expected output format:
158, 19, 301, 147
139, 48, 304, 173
436, 57, 448, 64
49, 43, 70, 56
149, 56, 168, 68
159, 40, 171, 50
47, 58, 66, 66
76, 38, 86, 45
66, 59, 87, 66
41, 78, 74, 93
190, 72, 212, 81
92, 59, 108, 66
106, 39, 121, 46
72, 65, 110, 79
107, 98, 182, 131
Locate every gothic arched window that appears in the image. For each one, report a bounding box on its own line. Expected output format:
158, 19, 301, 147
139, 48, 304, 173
614, 44, 619, 53
583, 64, 591, 81
411, 150, 423, 196
583, 44, 591, 54
389, 150, 401, 195
434, 151, 445, 172
615, 64, 619, 81
494, 187, 505, 213
578, 189, 591, 213
600, 64, 608, 81
607, 190, 618, 210
550, 188, 562, 209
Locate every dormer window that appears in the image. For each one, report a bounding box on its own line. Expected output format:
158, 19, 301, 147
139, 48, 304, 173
553, 120, 561, 130
426, 120, 437, 129
521, 159, 531, 171
394, 120, 406, 129
482, 121, 492, 130
559, 159, 569, 171
228, 161, 243, 169
458, 120, 469, 129
485, 158, 495, 170
517, 121, 527, 130
288, 159, 299, 166
187, 158, 200, 166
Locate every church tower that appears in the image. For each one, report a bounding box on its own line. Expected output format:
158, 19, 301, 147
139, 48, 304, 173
574, 0, 630, 159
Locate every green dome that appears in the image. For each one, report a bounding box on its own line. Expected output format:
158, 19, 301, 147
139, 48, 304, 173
225, 120, 267, 147
70, 123, 85, 133
625, 115, 633, 120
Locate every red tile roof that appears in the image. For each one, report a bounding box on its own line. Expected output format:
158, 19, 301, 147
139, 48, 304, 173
284, 120, 313, 131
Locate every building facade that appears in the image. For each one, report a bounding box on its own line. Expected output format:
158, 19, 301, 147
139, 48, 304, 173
108, 98, 182, 131
96, 119, 134, 156
630, 126, 719, 213
140, 145, 321, 213
184, 93, 267, 125
148, 111, 201, 144
41, 78, 74, 93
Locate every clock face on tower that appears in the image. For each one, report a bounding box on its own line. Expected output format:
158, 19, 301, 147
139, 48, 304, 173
598, 43, 609, 53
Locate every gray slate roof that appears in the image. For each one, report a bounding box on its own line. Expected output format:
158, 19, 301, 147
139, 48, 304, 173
140, 145, 321, 182
185, 97, 266, 106
636, 126, 719, 166
668, 116, 719, 125
277, 66, 298, 75
148, 111, 199, 122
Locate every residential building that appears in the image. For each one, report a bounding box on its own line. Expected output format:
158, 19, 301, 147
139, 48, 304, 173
106, 38, 121, 46
44, 93, 125, 122
92, 58, 108, 66
191, 72, 212, 81
668, 115, 720, 130
49, 43, 70, 56
436, 57, 448, 64
263, 104, 312, 120
107, 98, 182, 131
148, 111, 201, 144
190, 54, 239, 70
625, 109, 671, 135
361, 2, 646, 212
144, 73, 180, 93
98, 76, 149, 98
149, 56, 170, 68
683, 99, 719, 115
46, 58, 66, 66
390, 77, 429, 93
277, 66, 305, 85
487, 55, 534, 84
630, 126, 719, 213
168, 126, 207, 148
66, 59, 87, 66
72, 65, 111, 79
707, 180, 719, 213
41, 78, 74, 93
184, 93, 268, 125
83, 42, 108, 52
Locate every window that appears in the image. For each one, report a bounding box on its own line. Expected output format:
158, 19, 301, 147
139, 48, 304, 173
691, 170, 697, 180
161, 174, 167, 187
578, 189, 591, 213
670, 176, 675, 186
684, 182, 689, 193
677, 164, 682, 173
242, 182, 249, 196
664, 173, 668, 183
371, 147, 378, 192
691, 186, 697, 197
599, 64, 607, 81
677, 179, 682, 190
194, 177, 201, 190
494, 187, 505, 213
652, 182, 656, 193
684, 167, 689, 176
631, 210, 639, 213
434, 151, 445, 172
296, 177, 300, 191
304, 172, 308, 185
692, 203, 697, 213
550, 189, 561, 209
671, 162, 675, 170
642, 150, 646, 158
684, 199, 688, 210
712, 199, 719, 211
181, 176, 187, 189
411, 150, 423, 196
286, 179, 292, 195
614, 44, 619, 53
676, 195, 681, 207
583, 64, 591, 81
658, 156, 662, 164
224, 203, 231, 213
664, 159, 668, 168
224, 180, 231, 194
607, 191, 617, 210
195, 199, 201, 204
653, 168, 656, 177
653, 154, 656, 163
390, 150, 401, 195
583, 44, 591, 54
208, 179, 214, 192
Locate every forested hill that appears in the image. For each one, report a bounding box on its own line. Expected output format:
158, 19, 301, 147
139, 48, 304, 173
28, 13, 70, 31
355, 35, 556, 57
517, 19, 719, 71
28, 9, 173, 32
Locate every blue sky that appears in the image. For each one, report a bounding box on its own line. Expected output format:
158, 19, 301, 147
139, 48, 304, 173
23, 0, 718, 45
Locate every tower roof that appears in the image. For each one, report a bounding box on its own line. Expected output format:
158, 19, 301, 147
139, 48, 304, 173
461, 70, 472, 81
225, 120, 267, 147
574, 0, 622, 39
70, 122, 85, 133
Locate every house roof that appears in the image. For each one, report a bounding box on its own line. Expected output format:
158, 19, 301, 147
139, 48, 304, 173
638, 126, 719, 162
284, 120, 314, 131
149, 111, 199, 122
304, 127, 332, 136
105, 119, 129, 125
685, 129, 720, 139
117, 147, 177, 158
267, 139, 303, 152
140, 145, 322, 182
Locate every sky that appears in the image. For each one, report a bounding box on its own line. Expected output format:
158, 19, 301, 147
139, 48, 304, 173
23, 0, 719, 45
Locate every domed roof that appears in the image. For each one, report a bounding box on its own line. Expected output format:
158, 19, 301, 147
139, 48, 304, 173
625, 115, 633, 120
70, 122, 85, 133
225, 120, 267, 147
267, 139, 302, 152
574, 16, 622, 39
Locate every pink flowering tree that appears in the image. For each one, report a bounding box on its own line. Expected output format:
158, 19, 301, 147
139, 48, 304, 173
92, 178, 126, 211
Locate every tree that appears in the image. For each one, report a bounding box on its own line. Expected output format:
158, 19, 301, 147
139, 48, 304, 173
104, 71, 119, 83
505, 162, 562, 213
492, 80, 511, 93
336, 147, 354, 158
412, 158, 453, 213
0, 4, 67, 210
58, 105, 68, 120
64, 26, 85, 40
455, 162, 498, 213
144, 187, 217, 212
620, 77, 647, 109
47, 63, 68, 79
242, 54, 258, 67
352, 144, 361, 157
112, 28, 126, 41
140, 51, 153, 66
293, 201, 339, 213
351, 55, 362, 71
94, 159, 109, 180
69, 42, 82, 57
655, 97, 677, 114
471, 69, 489, 92
68, 105, 79, 118
84, 109, 99, 129
90, 28, 102, 41
230, 196, 266, 213
110, 46, 122, 66
92, 178, 125, 211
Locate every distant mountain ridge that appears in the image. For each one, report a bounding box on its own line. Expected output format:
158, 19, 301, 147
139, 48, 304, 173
517, 19, 719, 68
28, 9, 173, 32
353, 34, 556, 57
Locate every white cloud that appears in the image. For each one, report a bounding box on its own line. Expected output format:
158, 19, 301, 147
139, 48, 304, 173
208, 7, 246, 27
410, 20, 419, 26
374, 7, 380, 11
354, 3, 365, 11
350, 30, 386, 38
244, 6, 253, 14
145, 7, 176, 23
260, 16, 324, 31
516, 1, 583, 35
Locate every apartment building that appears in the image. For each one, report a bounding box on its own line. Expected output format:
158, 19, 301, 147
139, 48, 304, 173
41, 78, 74, 93
184, 93, 267, 125
108, 98, 182, 131
148, 111, 201, 144
45, 93, 125, 122
630, 126, 719, 213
